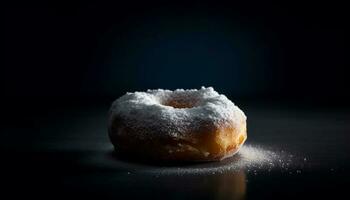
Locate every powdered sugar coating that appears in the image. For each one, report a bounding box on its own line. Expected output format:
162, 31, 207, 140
109, 87, 246, 139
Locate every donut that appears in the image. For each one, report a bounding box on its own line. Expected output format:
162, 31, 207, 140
108, 87, 247, 161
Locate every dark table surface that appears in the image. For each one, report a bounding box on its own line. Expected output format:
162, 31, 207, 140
1, 100, 350, 200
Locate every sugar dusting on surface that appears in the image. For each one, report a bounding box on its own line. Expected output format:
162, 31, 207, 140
95, 144, 306, 176
153, 144, 306, 175
153, 145, 287, 175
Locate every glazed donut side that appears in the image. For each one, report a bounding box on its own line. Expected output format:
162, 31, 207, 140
108, 87, 247, 161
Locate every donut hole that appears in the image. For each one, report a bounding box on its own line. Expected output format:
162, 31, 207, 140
162, 94, 201, 109
163, 99, 198, 108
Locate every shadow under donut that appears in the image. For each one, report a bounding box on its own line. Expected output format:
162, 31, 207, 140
107, 148, 245, 167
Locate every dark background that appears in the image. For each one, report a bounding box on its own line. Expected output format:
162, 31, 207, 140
2, 0, 348, 103
1, 1, 349, 199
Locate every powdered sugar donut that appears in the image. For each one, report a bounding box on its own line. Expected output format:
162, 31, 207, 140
108, 87, 247, 161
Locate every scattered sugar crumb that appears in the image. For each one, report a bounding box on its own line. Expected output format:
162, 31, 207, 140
148, 144, 305, 175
